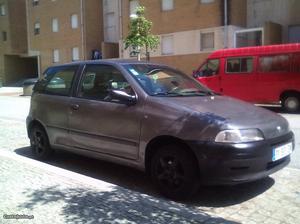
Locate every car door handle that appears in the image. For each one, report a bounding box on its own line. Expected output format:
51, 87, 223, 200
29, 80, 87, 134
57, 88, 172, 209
71, 104, 79, 110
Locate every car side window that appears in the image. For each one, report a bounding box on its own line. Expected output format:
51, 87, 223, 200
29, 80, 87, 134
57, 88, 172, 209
79, 64, 134, 102
44, 66, 77, 96
34, 66, 77, 95
226, 57, 253, 74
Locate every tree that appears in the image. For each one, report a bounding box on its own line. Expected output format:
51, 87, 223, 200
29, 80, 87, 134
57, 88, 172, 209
124, 6, 159, 61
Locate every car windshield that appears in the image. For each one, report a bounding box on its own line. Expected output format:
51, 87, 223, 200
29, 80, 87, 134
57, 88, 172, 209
123, 64, 214, 97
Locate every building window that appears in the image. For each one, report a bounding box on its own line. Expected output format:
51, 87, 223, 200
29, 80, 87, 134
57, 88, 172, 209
104, 12, 117, 43
226, 58, 253, 73
52, 18, 59, 32
200, 32, 214, 51
32, 0, 39, 6
235, 29, 263, 48
2, 31, 7, 41
200, 0, 214, 3
162, 0, 174, 11
288, 25, 300, 43
71, 14, 78, 29
72, 47, 79, 61
161, 35, 174, 55
53, 49, 60, 63
0, 4, 6, 16
129, 0, 139, 18
34, 22, 40, 35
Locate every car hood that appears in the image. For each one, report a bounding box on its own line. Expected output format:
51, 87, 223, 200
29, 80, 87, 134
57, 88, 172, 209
158, 95, 290, 140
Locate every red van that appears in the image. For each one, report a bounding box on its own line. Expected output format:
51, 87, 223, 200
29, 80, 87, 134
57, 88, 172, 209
193, 43, 300, 112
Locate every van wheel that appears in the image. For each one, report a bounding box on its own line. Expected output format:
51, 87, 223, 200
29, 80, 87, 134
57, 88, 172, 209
150, 145, 199, 201
30, 125, 53, 160
282, 95, 300, 112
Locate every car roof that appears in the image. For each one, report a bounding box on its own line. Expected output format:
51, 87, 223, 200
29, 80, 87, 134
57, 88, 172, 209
208, 43, 300, 58
51, 59, 165, 68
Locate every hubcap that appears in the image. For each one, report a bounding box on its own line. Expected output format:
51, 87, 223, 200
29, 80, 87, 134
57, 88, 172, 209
156, 156, 184, 190
32, 131, 45, 155
286, 97, 299, 110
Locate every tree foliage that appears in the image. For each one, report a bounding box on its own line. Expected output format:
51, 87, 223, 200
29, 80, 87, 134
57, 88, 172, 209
124, 6, 159, 60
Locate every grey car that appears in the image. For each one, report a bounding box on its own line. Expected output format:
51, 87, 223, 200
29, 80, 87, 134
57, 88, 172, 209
26, 60, 295, 200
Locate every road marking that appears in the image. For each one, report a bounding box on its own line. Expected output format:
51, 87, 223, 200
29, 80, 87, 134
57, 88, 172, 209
0, 150, 115, 192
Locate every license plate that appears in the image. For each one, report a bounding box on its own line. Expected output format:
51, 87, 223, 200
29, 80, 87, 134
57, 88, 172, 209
272, 142, 293, 162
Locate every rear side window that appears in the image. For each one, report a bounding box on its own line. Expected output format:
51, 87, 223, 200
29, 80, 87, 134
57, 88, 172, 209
34, 66, 78, 96
259, 55, 290, 73
226, 57, 253, 73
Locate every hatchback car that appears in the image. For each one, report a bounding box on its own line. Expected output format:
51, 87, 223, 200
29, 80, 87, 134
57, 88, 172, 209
27, 60, 295, 200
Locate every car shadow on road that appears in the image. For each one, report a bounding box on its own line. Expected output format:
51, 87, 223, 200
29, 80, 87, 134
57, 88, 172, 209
15, 146, 274, 207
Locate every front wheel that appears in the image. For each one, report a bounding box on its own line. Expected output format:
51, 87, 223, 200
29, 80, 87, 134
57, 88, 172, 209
150, 145, 199, 200
282, 95, 300, 112
30, 125, 53, 160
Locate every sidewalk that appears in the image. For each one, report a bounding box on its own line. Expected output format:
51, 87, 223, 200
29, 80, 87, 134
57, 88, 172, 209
0, 87, 23, 96
0, 151, 231, 224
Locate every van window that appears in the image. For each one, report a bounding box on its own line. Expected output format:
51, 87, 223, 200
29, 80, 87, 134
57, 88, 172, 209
79, 64, 134, 101
226, 58, 253, 73
292, 54, 300, 72
199, 59, 219, 76
259, 55, 290, 73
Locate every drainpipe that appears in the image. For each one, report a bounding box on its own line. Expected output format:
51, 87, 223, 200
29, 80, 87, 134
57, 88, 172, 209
80, 0, 86, 60
118, 0, 123, 58
224, 0, 228, 48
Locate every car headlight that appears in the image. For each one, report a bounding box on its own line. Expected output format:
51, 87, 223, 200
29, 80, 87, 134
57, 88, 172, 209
215, 129, 264, 143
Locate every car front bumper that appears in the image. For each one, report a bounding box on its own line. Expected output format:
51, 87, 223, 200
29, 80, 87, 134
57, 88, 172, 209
187, 131, 295, 185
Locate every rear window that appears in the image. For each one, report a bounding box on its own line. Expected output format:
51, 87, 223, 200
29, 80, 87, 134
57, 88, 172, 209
226, 57, 253, 73
259, 54, 290, 73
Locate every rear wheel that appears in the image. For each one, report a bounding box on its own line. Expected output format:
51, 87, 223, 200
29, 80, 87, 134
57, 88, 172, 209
150, 145, 199, 200
30, 125, 53, 160
282, 95, 300, 112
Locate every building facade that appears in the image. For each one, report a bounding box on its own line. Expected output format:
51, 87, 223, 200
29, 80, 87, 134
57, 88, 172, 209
1, 0, 300, 85
27, 0, 104, 75
120, 0, 247, 74
0, 0, 37, 86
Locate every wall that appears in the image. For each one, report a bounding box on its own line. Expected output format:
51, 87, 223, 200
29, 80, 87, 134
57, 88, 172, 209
247, 0, 300, 42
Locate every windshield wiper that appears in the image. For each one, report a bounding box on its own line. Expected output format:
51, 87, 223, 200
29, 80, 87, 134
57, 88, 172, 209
152, 92, 182, 96
179, 89, 215, 96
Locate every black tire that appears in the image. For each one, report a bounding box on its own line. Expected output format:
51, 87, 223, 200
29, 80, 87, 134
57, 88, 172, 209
282, 95, 300, 112
30, 125, 53, 160
150, 145, 199, 201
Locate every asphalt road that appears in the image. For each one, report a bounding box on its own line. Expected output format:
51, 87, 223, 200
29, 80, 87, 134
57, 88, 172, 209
0, 95, 299, 169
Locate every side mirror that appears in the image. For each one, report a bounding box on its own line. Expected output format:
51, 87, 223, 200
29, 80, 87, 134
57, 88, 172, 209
111, 89, 137, 105
192, 71, 203, 78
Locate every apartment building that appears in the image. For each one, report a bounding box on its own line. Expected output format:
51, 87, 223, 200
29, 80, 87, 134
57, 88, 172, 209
1, 0, 299, 85
27, 0, 104, 75
0, 0, 37, 86
120, 0, 247, 74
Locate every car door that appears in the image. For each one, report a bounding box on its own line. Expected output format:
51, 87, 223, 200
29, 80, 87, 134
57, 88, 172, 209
68, 64, 141, 160
33, 65, 78, 147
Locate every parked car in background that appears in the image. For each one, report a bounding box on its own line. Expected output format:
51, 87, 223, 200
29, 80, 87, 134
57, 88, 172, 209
193, 43, 300, 112
27, 60, 294, 200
